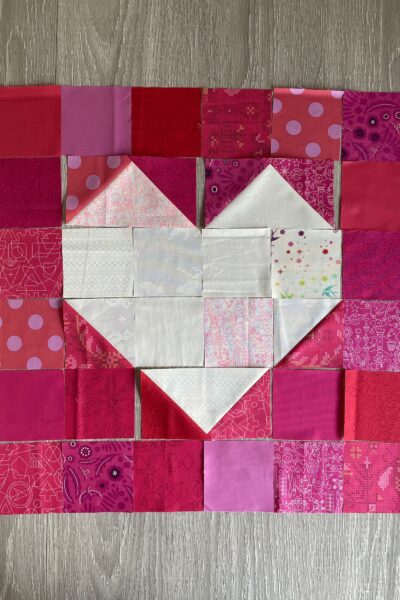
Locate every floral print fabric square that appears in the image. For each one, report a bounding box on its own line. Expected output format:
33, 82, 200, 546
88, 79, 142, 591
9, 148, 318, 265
271, 88, 343, 160
271, 229, 342, 299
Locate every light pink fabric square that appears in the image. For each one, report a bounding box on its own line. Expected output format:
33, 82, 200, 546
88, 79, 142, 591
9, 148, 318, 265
204, 298, 273, 367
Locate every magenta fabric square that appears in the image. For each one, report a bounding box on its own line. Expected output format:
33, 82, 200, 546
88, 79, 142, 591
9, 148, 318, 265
344, 442, 400, 513
344, 300, 400, 372
274, 441, 344, 513
342, 231, 400, 300
62, 440, 134, 513
204, 441, 274, 512
61, 86, 131, 156
0, 370, 64, 441
0, 158, 61, 227
273, 369, 344, 440
342, 91, 400, 161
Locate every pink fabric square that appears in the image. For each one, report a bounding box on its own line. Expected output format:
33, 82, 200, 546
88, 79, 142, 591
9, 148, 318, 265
201, 88, 272, 158
273, 369, 344, 440
342, 231, 400, 300
0, 228, 62, 298
204, 298, 273, 367
204, 157, 335, 226
0, 442, 63, 514
62, 441, 134, 513
204, 441, 274, 512
344, 300, 400, 372
0, 370, 64, 441
274, 441, 344, 513
344, 442, 400, 513
61, 86, 131, 155
342, 91, 400, 161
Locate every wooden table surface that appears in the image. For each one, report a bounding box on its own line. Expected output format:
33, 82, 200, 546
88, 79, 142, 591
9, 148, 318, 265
0, 1, 399, 598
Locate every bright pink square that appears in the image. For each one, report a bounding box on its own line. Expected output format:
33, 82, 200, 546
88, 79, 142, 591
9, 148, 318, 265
344, 442, 400, 513
342, 231, 400, 300
273, 369, 344, 440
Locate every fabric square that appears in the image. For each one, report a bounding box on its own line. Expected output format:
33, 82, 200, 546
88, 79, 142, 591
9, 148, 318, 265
65, 368, 135, 439
344, 300, 400, 372
345, 370, 400, 442
62, 228, 134, 298
342, 231, 400, 300
0, 86, 60, 157
0, 370, 64, 441
133, 441, 203, 512
61, 86, 131, 156
344, 442, 400, 513
202, 229, 271, 297
274, 441, 344, 513
134, 297, 203, 367
204, 441, 274, 512
133, 228, 202, 297
341, 91, 400, 161
273, 369, 344, 440
271, 229, 342, 299
341, 162, 400, 231
0, 158, 61, 227
0, 298, 64, 370
0, 229, 62, 298
0, 442, 63, 514
204, 298, 273, 367
204, 157, 335, 227
271, 88, 343, 160
201, 88, 272, 158
131, 87, 202, 157
62, 441, 134, 513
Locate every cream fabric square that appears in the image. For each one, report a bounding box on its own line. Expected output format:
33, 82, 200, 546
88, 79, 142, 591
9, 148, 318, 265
62, 228, 134, 298
202, 229, 271, 297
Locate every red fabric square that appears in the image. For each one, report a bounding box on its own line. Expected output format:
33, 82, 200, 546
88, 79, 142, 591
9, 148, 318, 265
345, 371, 400, 442
131, 87, 202, 156
341, 162, 400, 231
0, 86, 60, 157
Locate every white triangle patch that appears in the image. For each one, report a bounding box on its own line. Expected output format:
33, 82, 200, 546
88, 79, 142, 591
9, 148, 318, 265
273, 299, 341, 365
207, 165, 331, 229
143, 368, 268, 433
67, 298, 135, 365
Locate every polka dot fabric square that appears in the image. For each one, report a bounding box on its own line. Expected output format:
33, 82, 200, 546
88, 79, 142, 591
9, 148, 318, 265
271, 88, 343, 159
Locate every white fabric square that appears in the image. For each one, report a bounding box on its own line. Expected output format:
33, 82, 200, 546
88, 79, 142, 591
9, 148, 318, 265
133, 228, 202, 296
271, 229, 342, 299
202, 229, 271, 297
62, 228, 134, 298
134, 297, 204, 367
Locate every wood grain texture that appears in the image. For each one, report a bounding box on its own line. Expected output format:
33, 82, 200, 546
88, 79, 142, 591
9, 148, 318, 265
0, 0, 399, 598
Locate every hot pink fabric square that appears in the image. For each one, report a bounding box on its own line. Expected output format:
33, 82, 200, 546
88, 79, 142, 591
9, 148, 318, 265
204, 441, 274, 512
344, 300, 400, 372
342, 91, 400, 161
62, 441, 134, 513
274, 441, 344, 513
0, 442, 63, 514
0, 158, 61, 227
344, 442, 400, 513
133, 441, 203, 512
201, 88, 272, 158
273, 369, 344, 440
61, 86, 131, 155
0, 370, 64, 441
342, 231, 400, 300
204, 298, 273, 367
204, 157, 335, 226
0, 228, 62, 298
271, 88, 343, 159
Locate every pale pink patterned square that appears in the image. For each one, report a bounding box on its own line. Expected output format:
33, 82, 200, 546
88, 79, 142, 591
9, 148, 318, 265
204, 298, 273, 367
274, 441, 344, 513
344, 300, 400, 372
